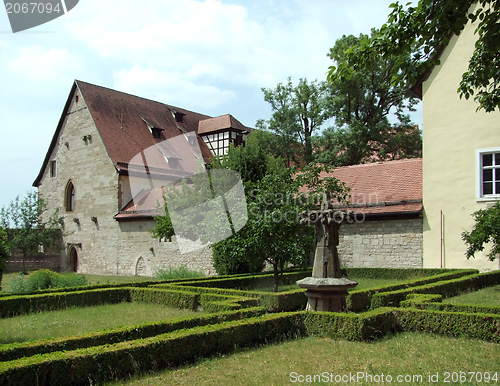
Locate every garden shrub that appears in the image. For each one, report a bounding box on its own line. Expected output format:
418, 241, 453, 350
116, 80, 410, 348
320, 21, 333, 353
370, 270, 500, 309
394, 308, 500, 342
0, 312, 305, 386
0, 307, 268, 362
8, 269, 88, 293
0, 288, 131, 318
400, 293, 500, 314
154, 265, 205, 280
346, 269, 477, 312
129, 287, 200, 310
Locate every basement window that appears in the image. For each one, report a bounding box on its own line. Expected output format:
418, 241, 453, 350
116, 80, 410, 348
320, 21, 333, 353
477, 147, 500, 199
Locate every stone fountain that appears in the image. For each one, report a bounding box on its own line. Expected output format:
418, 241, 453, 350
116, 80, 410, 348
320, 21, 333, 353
296, 195, 357, 312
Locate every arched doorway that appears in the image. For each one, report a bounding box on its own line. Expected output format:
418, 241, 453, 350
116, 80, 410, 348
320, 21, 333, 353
135, 256, 146, 276
69, 246, 78, 272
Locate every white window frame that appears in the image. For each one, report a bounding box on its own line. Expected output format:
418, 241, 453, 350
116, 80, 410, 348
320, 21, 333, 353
476, 147, 500, 201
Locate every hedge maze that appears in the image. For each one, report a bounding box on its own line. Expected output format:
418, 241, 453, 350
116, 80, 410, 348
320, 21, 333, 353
0, 267, 499, 385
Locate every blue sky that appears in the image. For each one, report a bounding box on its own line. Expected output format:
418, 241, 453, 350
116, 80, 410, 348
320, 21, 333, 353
0, 0, 422, 209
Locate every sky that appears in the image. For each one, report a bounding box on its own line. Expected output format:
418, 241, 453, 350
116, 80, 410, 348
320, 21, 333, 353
0, 0, 422, 209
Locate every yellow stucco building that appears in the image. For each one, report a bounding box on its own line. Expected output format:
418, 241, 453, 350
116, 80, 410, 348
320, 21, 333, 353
418, 16, 500, 271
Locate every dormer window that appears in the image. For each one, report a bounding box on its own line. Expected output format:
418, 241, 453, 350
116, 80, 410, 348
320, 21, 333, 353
141, 117, 164, 139
152, 128, 162, 139
174, 112, 185, 123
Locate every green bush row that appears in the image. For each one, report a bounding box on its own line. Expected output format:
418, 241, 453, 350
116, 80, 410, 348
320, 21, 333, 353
0, 288, 131, 318
0, 286, 212, 318
160, 282, 307, 312
130, 288, 200, 310
342, 267, 459, 280
0, 307, 268, 363
400, 293, 500, 314
2, 302, 500, 385
199, 293, 259, 313
172, 269, 311, 290
394, 308, 500, 342
370, 270, 500, 309
0, 312, 304, 386
346, 269, 478, 312
301, 307, 397, 341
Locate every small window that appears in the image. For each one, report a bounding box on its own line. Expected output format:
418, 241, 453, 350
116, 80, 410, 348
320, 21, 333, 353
174, 112, 185, 123
477, 148, 500, 199
152, 128, 162, 139
65, 181, 75, 212
50, 160, 56, 177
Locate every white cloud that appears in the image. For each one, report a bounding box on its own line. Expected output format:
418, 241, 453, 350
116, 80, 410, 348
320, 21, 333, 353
7, 45, 81, 81
113, 66, 238, 110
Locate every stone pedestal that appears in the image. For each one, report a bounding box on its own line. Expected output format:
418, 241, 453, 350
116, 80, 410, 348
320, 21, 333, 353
297, 277, 358, 312
298, 194, 358, 312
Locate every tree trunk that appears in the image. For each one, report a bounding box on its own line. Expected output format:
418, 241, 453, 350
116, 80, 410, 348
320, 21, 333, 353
22, 249, 27, 275
273, 264, 279, 293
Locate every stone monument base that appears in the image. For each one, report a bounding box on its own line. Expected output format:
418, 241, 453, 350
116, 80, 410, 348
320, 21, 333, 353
297, 277, 358, 312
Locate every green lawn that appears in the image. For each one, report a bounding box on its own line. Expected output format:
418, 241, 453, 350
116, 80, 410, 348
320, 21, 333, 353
108, 332, 500, 386
0, 301, 199, 344
443, 284, 500, 306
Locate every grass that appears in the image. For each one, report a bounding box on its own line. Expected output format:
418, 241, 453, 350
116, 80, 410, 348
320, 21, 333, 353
108, 332, 500, 386
0, 301, 199, 344
443, 284, 500, 306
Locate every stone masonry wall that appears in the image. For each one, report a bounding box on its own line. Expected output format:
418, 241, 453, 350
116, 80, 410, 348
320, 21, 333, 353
338, 217, 423, 268
37, 87, 215, 277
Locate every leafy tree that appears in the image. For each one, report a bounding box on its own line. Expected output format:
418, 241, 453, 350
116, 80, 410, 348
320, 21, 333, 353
462, 202, 500, 261
211, 130, 280, 184
212, 157, 350, 292
0, 191, 64, 274
258, 77, 329, 165
329, 0, 500, 112
316, 30, 421, 166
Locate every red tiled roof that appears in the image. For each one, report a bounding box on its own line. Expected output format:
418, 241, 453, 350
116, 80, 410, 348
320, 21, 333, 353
33, 81, 218, 187
114, 188, 165, 220
117, 158, 422, 221
76, 80, 214, 168
324, 158, 422, 216
198, 114, 249, 135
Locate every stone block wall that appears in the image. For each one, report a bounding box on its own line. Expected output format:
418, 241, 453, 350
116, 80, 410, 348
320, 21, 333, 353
338, 217, 423, 268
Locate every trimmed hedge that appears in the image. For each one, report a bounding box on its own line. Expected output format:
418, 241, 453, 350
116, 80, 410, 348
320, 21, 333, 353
0, 288, 131, 318
370, 270, 500, 309
199, 293, 259, 313
401, 293, 500, 315
171, 270, 312, 290
0, 307, 268, 363
342, 267, 455, 280
346, 269, 478, 312
301, 307, 397, 341
130, 287, 200, 310
0, 312, 305, 386
394, 308, 500, 342
258, 289, 307, 312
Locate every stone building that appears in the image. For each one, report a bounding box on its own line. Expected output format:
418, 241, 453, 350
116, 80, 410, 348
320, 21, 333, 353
34, 80, 424, 277
328, 158, 423, 268
33, 80, 250, 276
